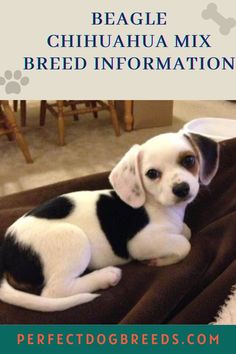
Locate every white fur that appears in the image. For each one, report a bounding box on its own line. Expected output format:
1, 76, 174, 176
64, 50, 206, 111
214, 285, 236, 324
139, 133, 200, 206
109, 144, 145, 208
0, 132, 218, 312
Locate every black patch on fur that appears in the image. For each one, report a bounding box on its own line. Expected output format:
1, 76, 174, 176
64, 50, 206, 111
0, 233, 44, 293
27, 196, 74, 219
96, 192, 149, 258
189, 133, 218, 180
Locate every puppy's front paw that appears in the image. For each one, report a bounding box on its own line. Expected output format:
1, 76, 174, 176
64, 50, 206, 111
183, 223, 191, 240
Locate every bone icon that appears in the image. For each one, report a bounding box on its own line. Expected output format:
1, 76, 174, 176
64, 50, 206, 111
202, 3, 236, 35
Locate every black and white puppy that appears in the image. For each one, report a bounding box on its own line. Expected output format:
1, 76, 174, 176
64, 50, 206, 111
0, 132, 219, 312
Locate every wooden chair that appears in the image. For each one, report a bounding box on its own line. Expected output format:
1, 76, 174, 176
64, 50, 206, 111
13, 100, 81, 126
40, 100, 120, 146
0, 100, 33, 163
124, 100, 134, 131
13, 100, 27, 126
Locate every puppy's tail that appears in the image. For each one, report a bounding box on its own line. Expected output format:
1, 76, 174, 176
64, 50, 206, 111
0, 279, 99, 312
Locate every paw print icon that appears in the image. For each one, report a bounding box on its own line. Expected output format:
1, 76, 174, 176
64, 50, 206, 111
0, 70, 29, 94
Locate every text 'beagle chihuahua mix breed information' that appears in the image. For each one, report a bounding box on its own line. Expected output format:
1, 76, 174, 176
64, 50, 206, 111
0, 0, 236, 99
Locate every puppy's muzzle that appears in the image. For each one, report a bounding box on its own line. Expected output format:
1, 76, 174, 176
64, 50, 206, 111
172, 182, 190, 199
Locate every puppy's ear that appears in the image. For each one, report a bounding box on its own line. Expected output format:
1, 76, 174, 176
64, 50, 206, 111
185, 133, 220, 185
109, 145, 145, 208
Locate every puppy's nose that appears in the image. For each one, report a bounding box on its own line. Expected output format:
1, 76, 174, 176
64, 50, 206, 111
172, 182, 190, 198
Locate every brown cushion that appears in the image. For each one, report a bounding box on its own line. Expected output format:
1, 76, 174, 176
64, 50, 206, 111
0, 139, 236, 324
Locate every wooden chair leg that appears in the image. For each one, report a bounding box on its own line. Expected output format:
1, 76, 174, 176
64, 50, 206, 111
91, 101, 98, 118
40, 100, 47, 126
70, 102, 79, 121
124, 100, 133, 131
57, 100, 65, 146
1, 101, 33, 163
85, 101, 96, 117
0, 105, 14, 141
13, 100, 18, 112
3, 121, 14, 141
20, 100, 27, 126
108, 100, 120, 136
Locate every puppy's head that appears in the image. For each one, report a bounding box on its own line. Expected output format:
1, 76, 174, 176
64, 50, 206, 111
109, 132, 219, 208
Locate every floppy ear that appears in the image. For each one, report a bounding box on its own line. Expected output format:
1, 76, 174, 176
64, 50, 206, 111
109, 145, 145, 208
185, 133, 220, 185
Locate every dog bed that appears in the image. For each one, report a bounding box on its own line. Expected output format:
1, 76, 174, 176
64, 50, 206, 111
0, 138, 236, 324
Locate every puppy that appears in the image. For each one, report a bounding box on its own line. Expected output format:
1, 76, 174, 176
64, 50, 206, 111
0, 132, 219, 312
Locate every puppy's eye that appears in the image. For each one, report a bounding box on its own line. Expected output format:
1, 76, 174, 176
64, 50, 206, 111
145, 169, 162, 180
181, 155, 196, 169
